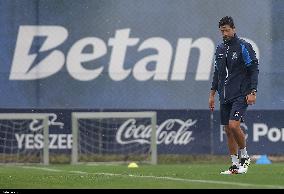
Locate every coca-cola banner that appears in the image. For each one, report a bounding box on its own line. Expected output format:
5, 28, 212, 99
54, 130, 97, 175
148, 110, 211, 154
0, 109, 211, 154
1, 109, 284, 155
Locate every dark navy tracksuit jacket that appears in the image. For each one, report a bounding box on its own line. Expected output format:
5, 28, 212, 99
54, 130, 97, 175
211, 34, 259, 104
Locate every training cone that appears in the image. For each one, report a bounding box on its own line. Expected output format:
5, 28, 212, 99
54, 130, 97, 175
256, 155, 272, 164
128, 162, 139, 168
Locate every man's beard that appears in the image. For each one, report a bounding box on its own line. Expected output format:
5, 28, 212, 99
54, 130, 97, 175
223, 36, 232, 43
223, 34, 235, 43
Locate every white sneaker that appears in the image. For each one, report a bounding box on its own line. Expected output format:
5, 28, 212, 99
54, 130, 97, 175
220, 165, 239, 175
238, 157, 251, 174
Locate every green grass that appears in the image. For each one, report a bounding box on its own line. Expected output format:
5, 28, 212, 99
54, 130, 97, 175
1, 163, 284, 189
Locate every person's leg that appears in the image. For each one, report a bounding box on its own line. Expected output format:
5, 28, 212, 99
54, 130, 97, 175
228, 97, 251, 173
220, 125, 240, 174
228, 120, 246, 150
228, 97, 249, 156
224, 125, 239, 166
220, 103, 239, 173
221, 103, 238, 156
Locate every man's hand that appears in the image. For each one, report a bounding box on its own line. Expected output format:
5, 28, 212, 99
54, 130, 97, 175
246, 93, 256, 105
209, 96, 215, 111
209, 90, 216, 111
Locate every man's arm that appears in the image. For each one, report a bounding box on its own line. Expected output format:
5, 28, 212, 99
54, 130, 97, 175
241, 42, 259, 104
211, 47, 219, 91
247, 63, 259, 93
211, 66, 219, 91
209, 58, 219, 111
246, 63, 259, 105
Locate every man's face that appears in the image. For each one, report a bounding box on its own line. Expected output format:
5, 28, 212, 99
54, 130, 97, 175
219, 25, 236, 42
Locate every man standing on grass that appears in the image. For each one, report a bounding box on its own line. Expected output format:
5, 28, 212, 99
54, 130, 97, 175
209, 16, 259, 174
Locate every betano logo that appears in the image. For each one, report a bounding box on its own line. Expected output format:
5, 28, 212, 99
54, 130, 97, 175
9, 25, 259, 81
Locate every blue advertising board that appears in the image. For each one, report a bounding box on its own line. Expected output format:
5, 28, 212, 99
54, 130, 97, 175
213, 110, 284, 155
0, 109, 211, 154
1, 109, 283, 155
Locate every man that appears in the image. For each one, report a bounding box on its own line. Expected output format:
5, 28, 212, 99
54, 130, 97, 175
209, 16, 259, 174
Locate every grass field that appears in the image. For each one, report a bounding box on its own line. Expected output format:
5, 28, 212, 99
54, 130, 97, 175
1, 163, 284, 189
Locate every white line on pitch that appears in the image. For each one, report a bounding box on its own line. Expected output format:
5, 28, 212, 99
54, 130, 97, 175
19, 166, 284, 189
88, 172, 284, 189
21, 166, 63, 172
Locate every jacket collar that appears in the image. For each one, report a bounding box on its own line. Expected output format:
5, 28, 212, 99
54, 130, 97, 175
224, 34, 238, 46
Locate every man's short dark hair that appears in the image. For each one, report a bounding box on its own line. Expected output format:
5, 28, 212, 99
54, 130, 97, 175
219, 16, 235, 28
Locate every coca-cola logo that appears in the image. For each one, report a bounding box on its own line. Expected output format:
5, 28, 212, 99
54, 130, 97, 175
116, 118, 196, 145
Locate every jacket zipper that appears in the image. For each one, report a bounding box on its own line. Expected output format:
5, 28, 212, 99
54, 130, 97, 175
224, 45, 229, 101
